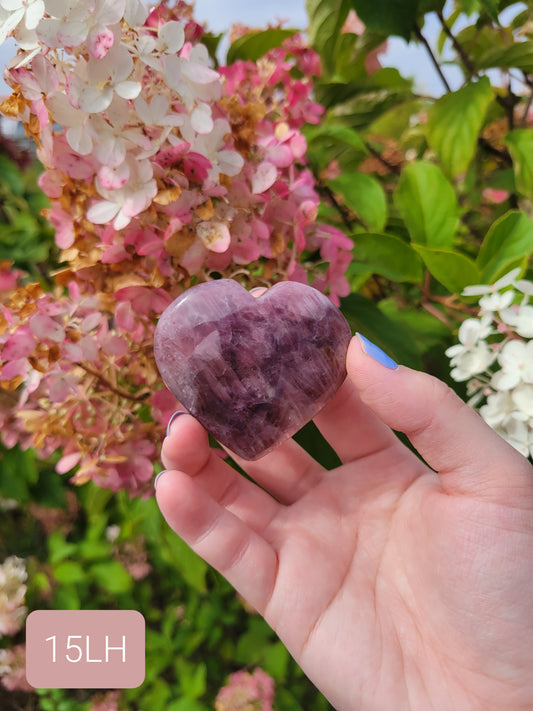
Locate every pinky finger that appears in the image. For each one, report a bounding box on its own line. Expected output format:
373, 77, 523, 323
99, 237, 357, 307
155, 470, 277, 614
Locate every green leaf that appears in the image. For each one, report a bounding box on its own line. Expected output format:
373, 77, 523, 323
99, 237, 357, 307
393, 162, 459, 248
306, 0, 352, 73
89, 561, 133, 594
304, 124, 368, 172
78, 541, 111, 561
175, 659, 207, 700
226, 28, 298, 65
340, 292, 422, 368
353, 232, 424, 282
0, 154, 25, 195
329, 173, 388, 231
477, 210, 533, 282
136, 678, 171, 711
505, 129, 533, 201
48, 530, 78, 565
0, 444, 38, 502
263, 641, 290, 681
417, 0, 445, 13
167, 700, 209, 711
53, 560, 86, 584
235, 617, 276, 664
293, 421, 341, 469
427, 77, 493, 177
274, 689, 305, 711
351, 0, 419, 39
379, 298, 450, 354
53, 585, 80, 610
305, 124, 367, 153
479, 0, 499, 21
160, 525, 208, 593
457, 0, 480, 14
201, 32, 224, 65
475, 40, 533, 73
412, 245, 481, 293
368, 98, 424, 139
325, 77, 413, 128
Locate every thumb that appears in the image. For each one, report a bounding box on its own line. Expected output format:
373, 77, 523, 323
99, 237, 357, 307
348, 334, 533, 503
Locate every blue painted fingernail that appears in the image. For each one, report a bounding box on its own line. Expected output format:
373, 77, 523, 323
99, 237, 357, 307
154, 470, 168, 491
357, 333, 398, 370
166, 410, 188, 437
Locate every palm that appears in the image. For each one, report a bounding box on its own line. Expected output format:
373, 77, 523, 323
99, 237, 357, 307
266, 457, 533, 710
157, 339, 533, 711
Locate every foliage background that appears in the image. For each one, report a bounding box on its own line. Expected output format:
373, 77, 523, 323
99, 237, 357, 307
2, 0, 533, 708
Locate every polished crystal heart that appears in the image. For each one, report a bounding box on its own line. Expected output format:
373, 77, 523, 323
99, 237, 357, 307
154, 279, 352, 460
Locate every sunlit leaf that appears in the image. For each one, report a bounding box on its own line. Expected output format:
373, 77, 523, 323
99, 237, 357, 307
477, 210, 533, 282
329, 173, 388, 231
90, 561, 133, 593
475, 40, 533, 72
427, 77, 493, 177
505, 129, 533, 201
306, 0, 352, 73
351, 0, 419, 39
412, 245, 480, 293
393, 162, 459, 248
341, 292, 423, 368
353, 232, 424, 282
226, 28, 298, 64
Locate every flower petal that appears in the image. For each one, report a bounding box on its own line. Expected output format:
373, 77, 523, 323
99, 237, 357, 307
87, 199, 121, 224
115, 80, 142, 100
251, 162, 277, 194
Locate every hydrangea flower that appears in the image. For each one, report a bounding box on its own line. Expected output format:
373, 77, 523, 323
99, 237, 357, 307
0, 644, 32, 692
447, 270, 533, 460
0, 1, 354, 495
0, 0, 44, 44
0, 556, 27, 636
215, 667, 275, 711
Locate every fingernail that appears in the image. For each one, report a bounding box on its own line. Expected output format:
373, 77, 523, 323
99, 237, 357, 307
356, 333, 398, 370
166, 410, 188, 437
154, 470, 168, 491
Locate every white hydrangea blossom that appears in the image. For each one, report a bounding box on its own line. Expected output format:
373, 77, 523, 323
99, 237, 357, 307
447, 269, 533, 459
0, 0, 243, 234
0, 556, 28, 636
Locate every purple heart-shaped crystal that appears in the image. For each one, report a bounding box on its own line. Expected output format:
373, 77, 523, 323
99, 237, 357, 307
154, 279, 352, 460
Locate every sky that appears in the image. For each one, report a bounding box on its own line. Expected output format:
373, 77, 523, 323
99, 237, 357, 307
192, 0, 461, 94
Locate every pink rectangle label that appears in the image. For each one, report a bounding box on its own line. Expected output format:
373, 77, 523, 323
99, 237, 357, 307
26, 610, 145, 689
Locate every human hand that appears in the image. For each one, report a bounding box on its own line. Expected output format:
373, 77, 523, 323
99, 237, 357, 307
155, 334, 533, 711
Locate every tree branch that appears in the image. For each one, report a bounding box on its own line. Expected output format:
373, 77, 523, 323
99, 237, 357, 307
414, 24, 452, 94
477, 136, 512, 164
364, 141, 402, 175
316, 180, 357, 232
436, 11, 476, 78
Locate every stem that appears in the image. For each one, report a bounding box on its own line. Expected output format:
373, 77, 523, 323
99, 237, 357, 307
421, 300, 451, 326
521, 88, 533, 126
477, 136, 512, 165
316, 180, 357, 231
364, 141, 401, 175
76, 363, 150, 403
413, 24, 452, 93
436, 11, 476, 77
505, 73, 516, 131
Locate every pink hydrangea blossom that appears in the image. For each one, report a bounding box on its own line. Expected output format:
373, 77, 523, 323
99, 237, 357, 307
0, 644, 33, 692
0, 556, 27, 636
215, 667, 275, 711
0, 1, 354, 495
